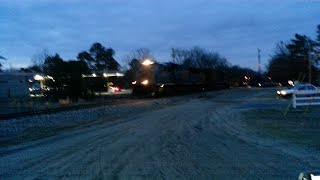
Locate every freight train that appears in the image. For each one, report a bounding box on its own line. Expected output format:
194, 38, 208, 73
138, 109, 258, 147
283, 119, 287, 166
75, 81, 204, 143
132, 60, 229, 96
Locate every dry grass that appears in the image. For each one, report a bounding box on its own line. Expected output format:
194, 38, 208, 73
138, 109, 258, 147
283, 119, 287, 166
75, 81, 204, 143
242, 107, 320, 149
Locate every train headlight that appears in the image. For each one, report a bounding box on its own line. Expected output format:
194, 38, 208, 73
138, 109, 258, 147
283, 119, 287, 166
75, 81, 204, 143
141, 80, 149, 85
142, 59, 154, 66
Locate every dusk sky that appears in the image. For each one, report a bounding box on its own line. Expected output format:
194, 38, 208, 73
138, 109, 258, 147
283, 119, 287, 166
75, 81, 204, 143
0, 0, 319, 71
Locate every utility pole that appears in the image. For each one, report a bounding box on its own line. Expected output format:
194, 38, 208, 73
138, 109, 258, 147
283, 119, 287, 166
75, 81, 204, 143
258, 48, 261, 74
308, 44, 312, 84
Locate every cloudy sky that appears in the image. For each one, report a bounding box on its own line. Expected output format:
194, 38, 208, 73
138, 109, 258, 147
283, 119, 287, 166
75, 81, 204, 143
0, 0, 319, 70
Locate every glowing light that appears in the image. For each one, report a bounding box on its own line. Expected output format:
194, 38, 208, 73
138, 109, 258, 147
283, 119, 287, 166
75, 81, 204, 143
34, 74, 44, 81
258, 83, 261, 87
142, 59, 154, 66
92, 73, 97, 77
141, 80, 149, 85
160, 84, 164, 88
116, 73, 124, 77
280, 90, 286, 95
103, 73, 107, 77
132, 81, 137, 85
288, 80, 294, 86
277, 91, 281, 95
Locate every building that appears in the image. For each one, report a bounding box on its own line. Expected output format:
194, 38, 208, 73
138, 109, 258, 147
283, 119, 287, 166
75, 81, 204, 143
0, 73, 32, 99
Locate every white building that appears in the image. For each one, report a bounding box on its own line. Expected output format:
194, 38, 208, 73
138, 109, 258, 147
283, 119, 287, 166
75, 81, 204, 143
0, 73, 31, 99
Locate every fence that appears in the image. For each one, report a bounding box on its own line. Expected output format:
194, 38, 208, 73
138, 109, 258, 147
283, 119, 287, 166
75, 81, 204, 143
292, 92, 320, 108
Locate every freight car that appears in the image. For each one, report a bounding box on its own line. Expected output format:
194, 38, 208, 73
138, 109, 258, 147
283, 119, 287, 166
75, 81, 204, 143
132, 60, 229, 96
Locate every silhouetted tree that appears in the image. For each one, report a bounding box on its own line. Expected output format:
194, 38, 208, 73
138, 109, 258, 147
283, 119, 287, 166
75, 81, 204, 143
315, 24, 320, 62
171, 48, 189, 64
43, 54, 64, 75
134, 48, 153, 61
171, 46, 229, 69
43, 54, 91, 100
62, 60, 91, 100
287, 34, 313, 61
77, 42, 120, 71
29, 65, 43, 73
30, 48, 49, 72
124, 58, 141, 83
267, 32, 318, 85
123, 48, 154, 68
267, 42, 295, 84
226, 65, 262, 86
0, 55, 6, 72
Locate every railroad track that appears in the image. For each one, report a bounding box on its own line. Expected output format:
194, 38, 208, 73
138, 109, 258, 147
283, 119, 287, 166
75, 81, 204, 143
0, 97, 148, 121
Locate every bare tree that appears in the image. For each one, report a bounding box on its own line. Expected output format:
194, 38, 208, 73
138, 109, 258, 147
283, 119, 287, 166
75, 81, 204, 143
171, 48, 189, 64
30, 48, 49, 72
135, 48, 153, 61
171, 46, 229, 69
123, 48, 155, 69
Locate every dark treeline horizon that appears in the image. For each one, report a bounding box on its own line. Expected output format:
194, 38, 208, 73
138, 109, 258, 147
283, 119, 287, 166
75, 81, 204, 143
1, 23, 319, 88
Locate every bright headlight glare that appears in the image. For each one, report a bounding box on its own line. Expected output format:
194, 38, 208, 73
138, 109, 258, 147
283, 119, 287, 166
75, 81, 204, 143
142, 59, 154, 66
280, 91, 286, 95
141, 80, 149, 85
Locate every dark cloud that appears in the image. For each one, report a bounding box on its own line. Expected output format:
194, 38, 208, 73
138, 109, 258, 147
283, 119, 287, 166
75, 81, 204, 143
0, 0, 319, 71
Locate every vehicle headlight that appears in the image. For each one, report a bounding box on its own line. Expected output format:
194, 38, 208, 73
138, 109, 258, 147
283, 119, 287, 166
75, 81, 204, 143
141, 80, 149, 85
277, 91, 280, 95
280, 90, 287, 95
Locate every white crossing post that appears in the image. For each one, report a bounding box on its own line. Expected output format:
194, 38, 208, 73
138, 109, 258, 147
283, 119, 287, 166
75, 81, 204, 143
292, 93, 296, 108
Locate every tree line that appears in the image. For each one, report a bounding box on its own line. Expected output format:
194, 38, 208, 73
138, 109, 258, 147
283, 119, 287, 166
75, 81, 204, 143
20, 42, 263, 89
22, 42, 120, 75
169, 47, 263, 86
267, 24, 320, 85
0, 55, 6, 72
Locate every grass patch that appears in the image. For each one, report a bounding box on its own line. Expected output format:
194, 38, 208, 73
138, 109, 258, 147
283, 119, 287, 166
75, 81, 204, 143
242, 107, 320, 149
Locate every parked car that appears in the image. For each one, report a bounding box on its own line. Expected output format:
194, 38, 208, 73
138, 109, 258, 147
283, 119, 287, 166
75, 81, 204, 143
277, 83, 320, 97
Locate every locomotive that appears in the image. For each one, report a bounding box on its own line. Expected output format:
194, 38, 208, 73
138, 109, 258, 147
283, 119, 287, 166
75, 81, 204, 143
132, 59, 229, 96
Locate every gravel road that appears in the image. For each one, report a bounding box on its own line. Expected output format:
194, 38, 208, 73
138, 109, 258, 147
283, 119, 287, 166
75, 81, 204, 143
1, 89, 320, 179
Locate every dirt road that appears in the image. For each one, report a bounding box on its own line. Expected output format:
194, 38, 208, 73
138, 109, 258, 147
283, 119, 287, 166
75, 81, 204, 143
1, 89, 319, 179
